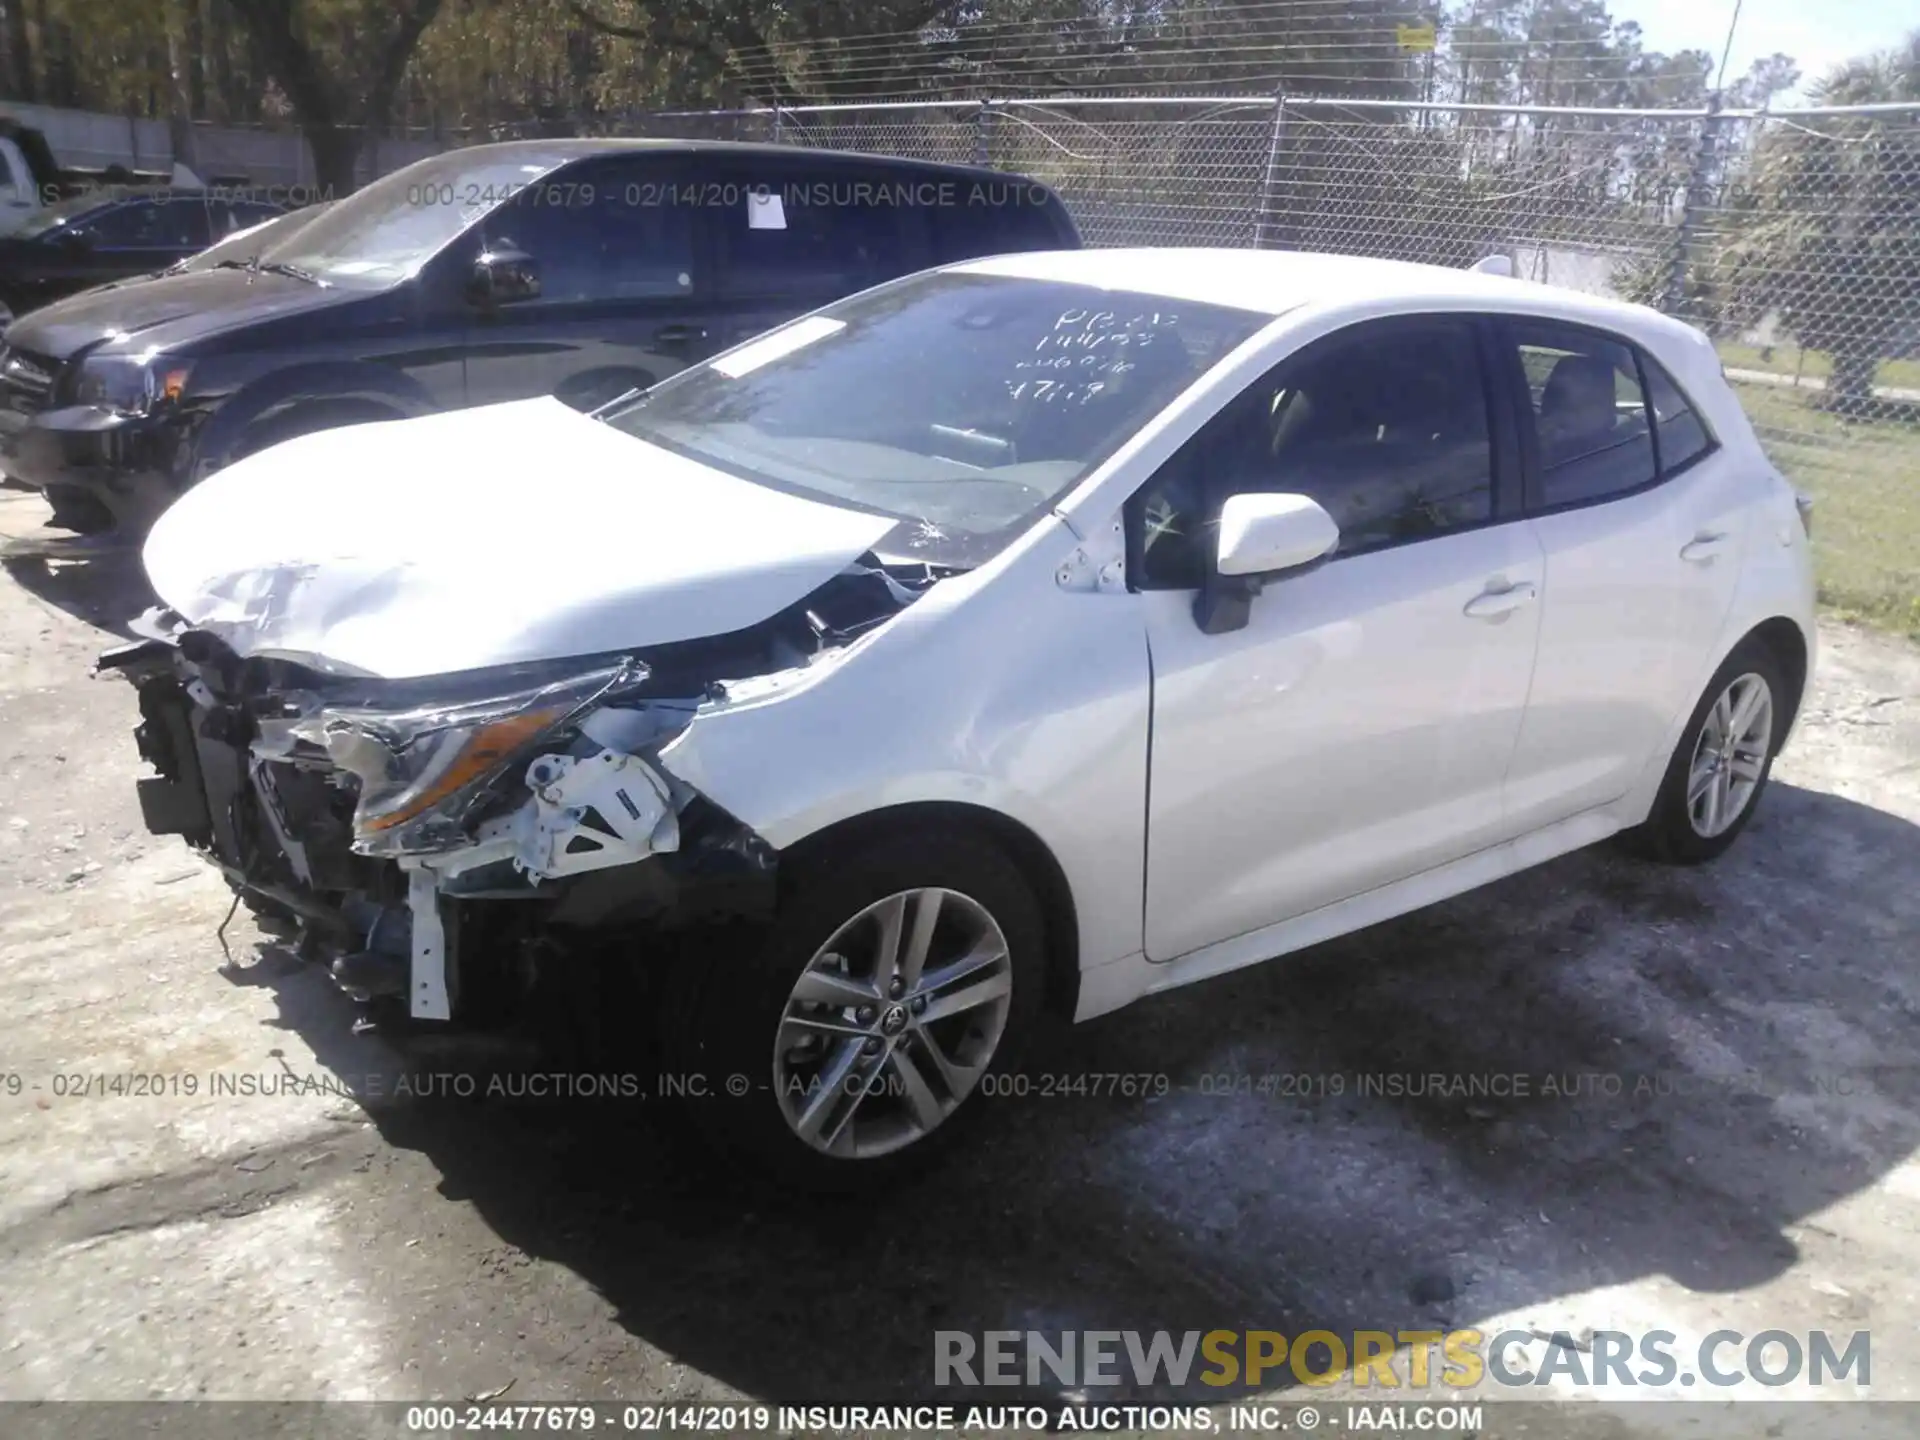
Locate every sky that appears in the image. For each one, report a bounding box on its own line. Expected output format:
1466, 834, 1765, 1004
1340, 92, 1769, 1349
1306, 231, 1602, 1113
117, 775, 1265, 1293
1606, 0, 1915, 97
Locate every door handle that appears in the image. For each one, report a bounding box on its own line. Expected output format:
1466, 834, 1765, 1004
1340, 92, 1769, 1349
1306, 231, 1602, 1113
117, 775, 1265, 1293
1680, 532, 1731, 563
654, 324, 707, 346
1463, 581, 1538, 619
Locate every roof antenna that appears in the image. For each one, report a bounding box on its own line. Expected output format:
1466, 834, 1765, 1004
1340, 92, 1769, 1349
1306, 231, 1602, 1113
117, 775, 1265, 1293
1469, 254, 1515, 277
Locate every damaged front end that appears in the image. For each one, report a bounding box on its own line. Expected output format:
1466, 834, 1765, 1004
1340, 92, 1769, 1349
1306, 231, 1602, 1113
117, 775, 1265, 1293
98, 563, 929, 1031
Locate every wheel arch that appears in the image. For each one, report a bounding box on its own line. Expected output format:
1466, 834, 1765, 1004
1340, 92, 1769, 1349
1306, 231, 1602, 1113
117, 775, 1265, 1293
779, 800, 1083, 1021
1615, 610, 1815, 833
1745, 615, 1810, 741
191, 361, 438, 480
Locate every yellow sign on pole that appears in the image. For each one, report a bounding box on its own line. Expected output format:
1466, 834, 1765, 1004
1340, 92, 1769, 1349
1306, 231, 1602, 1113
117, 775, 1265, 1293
1396, 22, 1438, 52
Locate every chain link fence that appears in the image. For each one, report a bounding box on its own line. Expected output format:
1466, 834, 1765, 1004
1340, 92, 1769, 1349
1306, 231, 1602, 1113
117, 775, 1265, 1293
649, 95, 1920, 631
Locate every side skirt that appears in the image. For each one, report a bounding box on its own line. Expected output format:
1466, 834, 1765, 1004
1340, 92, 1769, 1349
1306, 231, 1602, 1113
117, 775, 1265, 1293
1072, 803, 1626, 1022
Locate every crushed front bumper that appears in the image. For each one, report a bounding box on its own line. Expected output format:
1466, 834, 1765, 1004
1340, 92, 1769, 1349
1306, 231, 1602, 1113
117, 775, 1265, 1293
98, 626, 777, 1028
0, 403, 187, 533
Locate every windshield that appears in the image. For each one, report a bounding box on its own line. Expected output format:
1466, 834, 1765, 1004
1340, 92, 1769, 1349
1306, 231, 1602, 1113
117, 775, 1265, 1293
258, 149, 575, 287
601, 272, 1267, 568
178, 204, 327, 272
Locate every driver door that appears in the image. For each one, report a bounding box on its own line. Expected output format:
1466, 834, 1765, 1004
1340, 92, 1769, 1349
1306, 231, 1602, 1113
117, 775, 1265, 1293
458, 157, 713, 411
1139, 315, 1546, 962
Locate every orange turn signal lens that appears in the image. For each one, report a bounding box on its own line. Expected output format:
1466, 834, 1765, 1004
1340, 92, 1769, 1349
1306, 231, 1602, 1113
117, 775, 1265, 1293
358, 707, 565, 833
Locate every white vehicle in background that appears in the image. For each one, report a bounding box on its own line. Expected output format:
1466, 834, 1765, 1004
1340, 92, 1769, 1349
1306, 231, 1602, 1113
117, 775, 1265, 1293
0, 116, 212, 238
103, 247, 1816, 1186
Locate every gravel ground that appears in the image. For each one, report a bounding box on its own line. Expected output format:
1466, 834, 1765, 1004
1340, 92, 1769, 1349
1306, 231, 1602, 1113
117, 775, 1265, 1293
1, 485, 1917, 1437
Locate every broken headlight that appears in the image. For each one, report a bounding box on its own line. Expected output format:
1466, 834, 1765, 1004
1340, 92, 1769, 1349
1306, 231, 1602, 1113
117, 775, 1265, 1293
293, 661, 644, 857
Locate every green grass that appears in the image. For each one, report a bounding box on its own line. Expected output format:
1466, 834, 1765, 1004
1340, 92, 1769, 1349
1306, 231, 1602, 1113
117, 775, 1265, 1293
1717, 341, 1920, 394
1731, 379, 1920, 639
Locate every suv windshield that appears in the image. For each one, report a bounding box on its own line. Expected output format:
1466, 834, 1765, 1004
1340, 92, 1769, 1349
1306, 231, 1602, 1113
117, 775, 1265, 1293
258, 148, 577, 287
601, 272, 1267, 568
178, 203, 326, 273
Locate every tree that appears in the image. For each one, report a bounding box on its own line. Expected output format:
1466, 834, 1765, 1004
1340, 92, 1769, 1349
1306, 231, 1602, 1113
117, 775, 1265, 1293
1722, 29, 1920, 413
564, 0, 967, 107
1726, 52, 1800, 110
224, 0, 446, 192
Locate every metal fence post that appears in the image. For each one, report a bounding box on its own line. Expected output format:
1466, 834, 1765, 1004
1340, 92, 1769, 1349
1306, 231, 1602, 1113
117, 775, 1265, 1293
1252, 90, 1288, 249
768, 103, 782, 144
974, 99, 993, 167
1664, 94, 1724, 320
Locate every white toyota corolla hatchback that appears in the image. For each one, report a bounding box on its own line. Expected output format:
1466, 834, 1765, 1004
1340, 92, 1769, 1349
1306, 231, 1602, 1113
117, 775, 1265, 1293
107, 247, 1815, 1184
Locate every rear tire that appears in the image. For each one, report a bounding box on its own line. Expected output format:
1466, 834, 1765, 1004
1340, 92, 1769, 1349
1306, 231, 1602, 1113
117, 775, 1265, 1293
1622, 637, 1790, 865
656, 828, 1047, 1190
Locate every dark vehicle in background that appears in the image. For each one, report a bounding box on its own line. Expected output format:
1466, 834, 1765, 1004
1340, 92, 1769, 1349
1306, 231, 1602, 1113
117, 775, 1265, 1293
0, 191, 290, 314
152, 202, 332, 280
0, 138, 1079, 539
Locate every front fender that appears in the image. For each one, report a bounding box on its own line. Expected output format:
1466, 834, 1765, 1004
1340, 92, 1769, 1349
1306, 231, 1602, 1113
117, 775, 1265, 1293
653, 545, 1152, 975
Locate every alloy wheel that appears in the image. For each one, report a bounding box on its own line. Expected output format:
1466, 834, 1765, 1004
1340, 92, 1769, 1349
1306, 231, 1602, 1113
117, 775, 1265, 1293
773, 887, 1013, 1159
1686, 672, 1774, 839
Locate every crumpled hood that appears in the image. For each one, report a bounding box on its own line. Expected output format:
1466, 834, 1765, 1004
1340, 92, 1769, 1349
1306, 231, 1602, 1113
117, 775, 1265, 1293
143, 396, 896, 679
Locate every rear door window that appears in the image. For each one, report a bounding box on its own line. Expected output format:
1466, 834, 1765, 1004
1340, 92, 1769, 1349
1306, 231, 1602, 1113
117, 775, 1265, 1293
709, 161, 926, 301
1510, 321, 1657, 511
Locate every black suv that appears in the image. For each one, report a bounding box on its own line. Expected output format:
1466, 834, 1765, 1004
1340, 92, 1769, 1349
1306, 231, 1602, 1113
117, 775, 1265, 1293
0, 139, 1079, 537
0, 191, 290, 315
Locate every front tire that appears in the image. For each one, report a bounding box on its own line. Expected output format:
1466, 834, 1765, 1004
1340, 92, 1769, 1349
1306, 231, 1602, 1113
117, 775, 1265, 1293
1624, 637, 1789, 865
658, 828, 1047, 1189
232, 400, 400, 467
43, 484, 114, 535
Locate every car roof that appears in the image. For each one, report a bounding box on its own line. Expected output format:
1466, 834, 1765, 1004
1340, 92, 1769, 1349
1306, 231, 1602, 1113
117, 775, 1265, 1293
439, 137, 1061, 193
950, 246, 1709, 353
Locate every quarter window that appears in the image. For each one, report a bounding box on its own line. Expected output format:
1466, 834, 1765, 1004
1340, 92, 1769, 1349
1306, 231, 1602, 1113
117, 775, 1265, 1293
1640, 352, 1715, 473
1132, 317, 1495, 587
1511, 322, 1657, 509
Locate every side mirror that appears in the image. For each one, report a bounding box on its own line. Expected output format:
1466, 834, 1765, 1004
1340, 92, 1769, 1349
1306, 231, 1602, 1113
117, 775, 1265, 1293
55, 226, 94, 252
1217, 492, 1340, 576
1194, 492, 1339, 635
467, 244, 540, 307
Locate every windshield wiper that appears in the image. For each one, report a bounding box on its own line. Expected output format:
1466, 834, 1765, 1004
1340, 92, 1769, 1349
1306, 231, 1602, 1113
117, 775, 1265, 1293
252, 260, 328, 286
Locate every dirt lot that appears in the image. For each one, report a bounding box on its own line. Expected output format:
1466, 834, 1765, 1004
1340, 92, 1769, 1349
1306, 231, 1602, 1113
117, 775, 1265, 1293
1, 483, 1917, 1434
